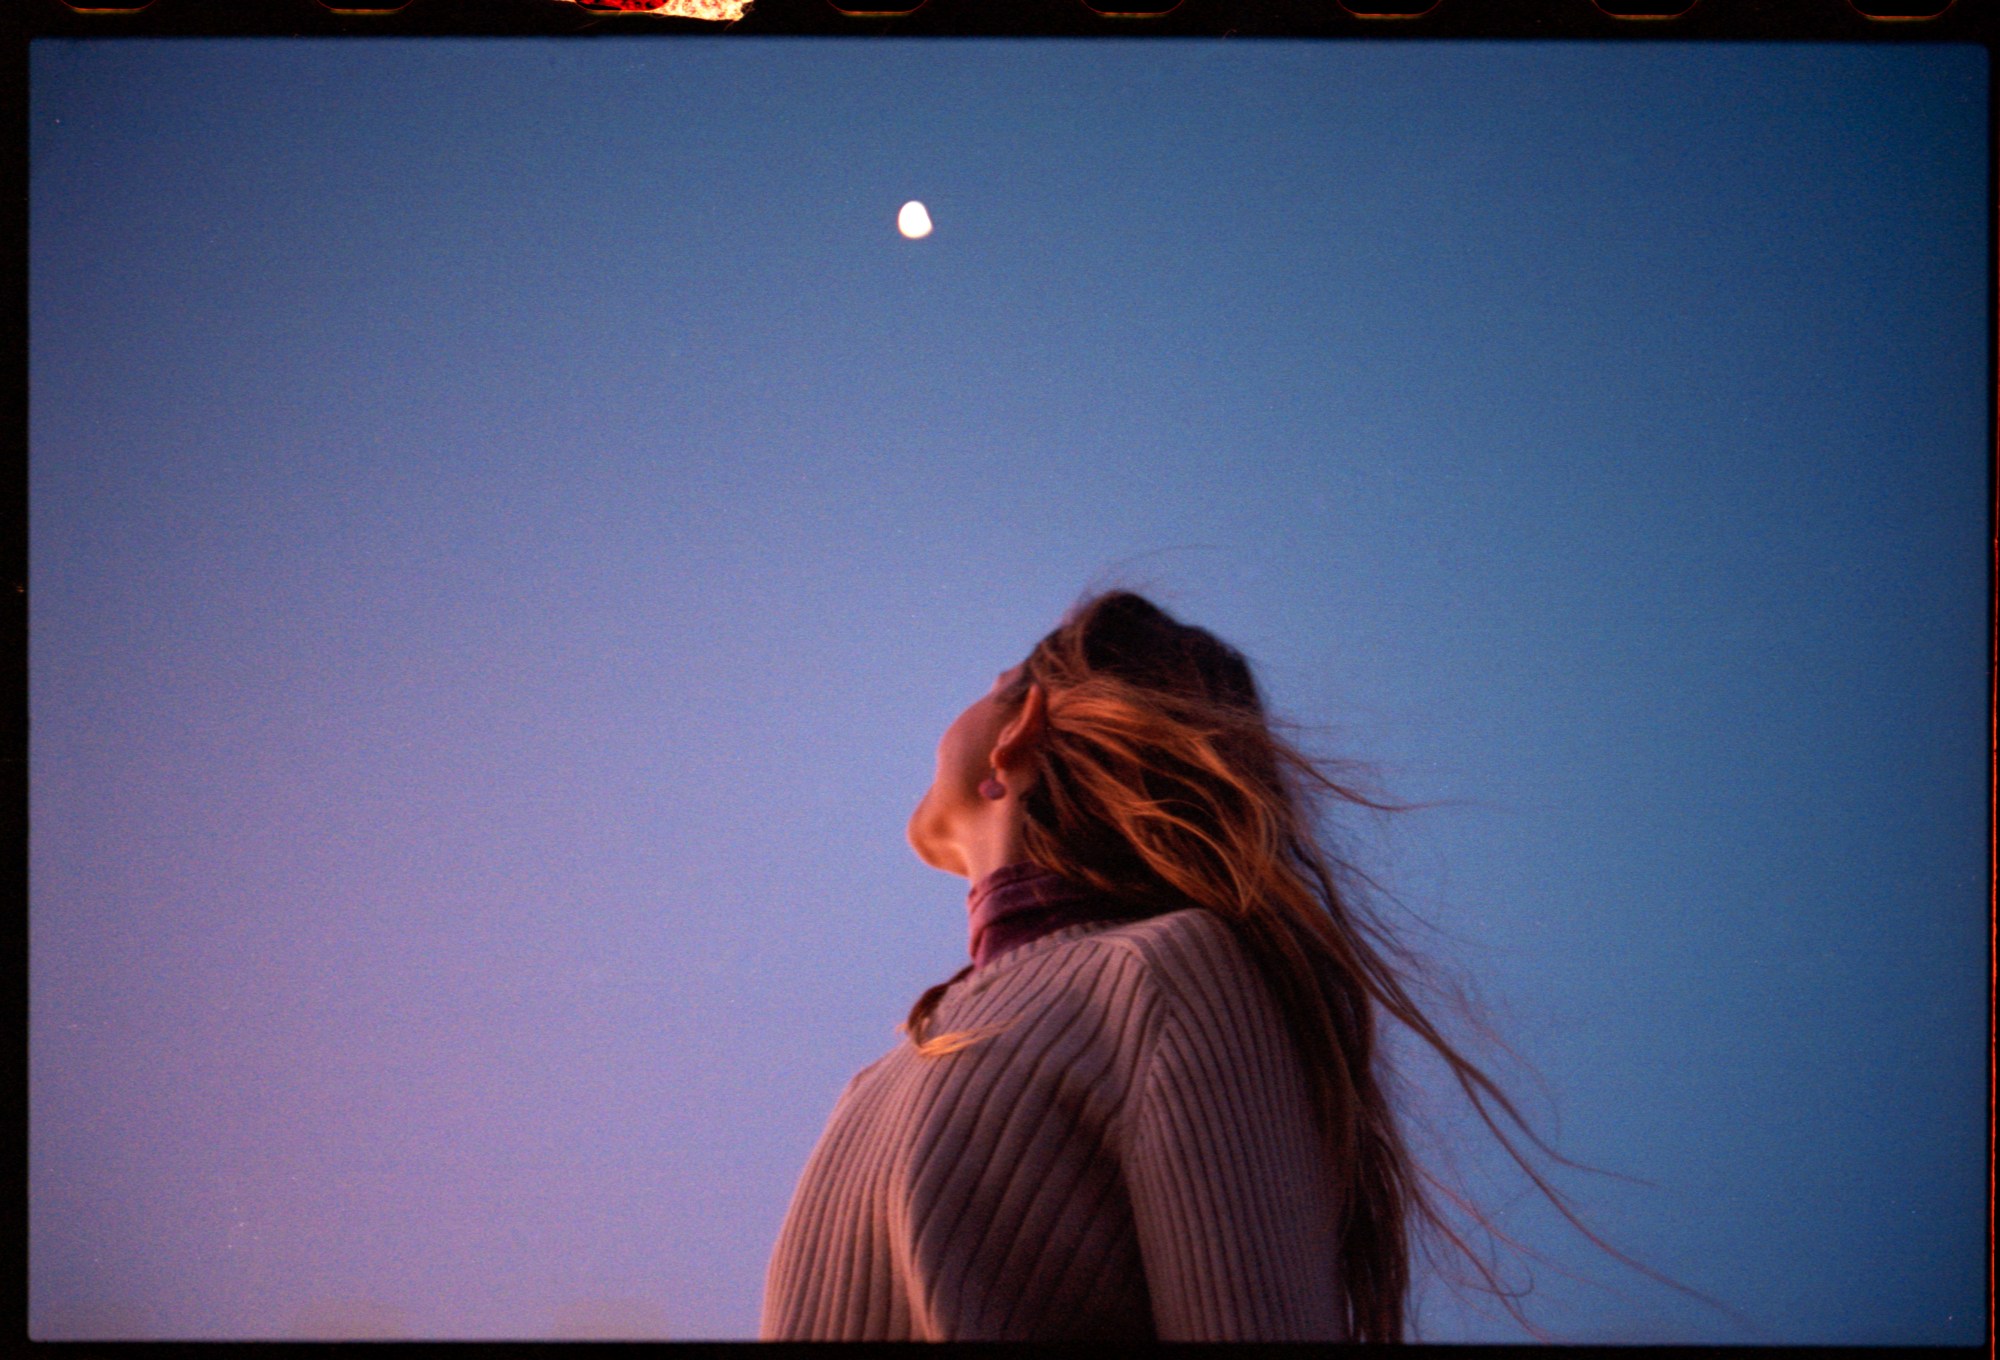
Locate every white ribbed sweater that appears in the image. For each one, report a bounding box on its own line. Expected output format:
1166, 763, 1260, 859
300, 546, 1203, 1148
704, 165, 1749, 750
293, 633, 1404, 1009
760, 907, 1349, 1341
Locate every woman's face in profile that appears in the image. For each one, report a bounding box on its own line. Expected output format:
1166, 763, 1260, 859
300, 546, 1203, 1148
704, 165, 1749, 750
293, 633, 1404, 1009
905, 664, 1025, 877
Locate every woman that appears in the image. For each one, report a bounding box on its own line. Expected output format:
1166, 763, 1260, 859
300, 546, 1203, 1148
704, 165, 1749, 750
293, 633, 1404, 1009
760, 590, 1678, 1341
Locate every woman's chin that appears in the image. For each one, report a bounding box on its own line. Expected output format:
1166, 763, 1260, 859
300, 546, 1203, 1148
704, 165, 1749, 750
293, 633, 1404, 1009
903, 815, 943, 871
905, 817, 967, 878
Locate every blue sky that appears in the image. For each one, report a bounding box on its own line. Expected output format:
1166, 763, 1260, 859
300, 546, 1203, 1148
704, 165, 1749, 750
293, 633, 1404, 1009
28, 38, 1988, 1341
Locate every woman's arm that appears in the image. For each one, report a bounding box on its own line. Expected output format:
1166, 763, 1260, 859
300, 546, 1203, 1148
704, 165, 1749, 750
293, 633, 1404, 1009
1123, 918, 1349, 1341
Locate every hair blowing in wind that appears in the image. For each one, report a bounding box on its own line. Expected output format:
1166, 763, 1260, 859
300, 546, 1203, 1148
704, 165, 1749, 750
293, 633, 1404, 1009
899, 588, 1742, 1342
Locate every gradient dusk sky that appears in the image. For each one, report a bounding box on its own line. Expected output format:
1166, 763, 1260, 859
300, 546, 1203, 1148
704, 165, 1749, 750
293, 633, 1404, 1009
28, 39, 1988, 1342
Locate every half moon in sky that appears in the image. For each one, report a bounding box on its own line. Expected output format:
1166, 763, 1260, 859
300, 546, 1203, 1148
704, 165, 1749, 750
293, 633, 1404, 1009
897, 201, 933, 240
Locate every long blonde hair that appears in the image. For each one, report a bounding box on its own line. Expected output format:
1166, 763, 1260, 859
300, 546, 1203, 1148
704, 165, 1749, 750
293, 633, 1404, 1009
900, 588, 1726, 1341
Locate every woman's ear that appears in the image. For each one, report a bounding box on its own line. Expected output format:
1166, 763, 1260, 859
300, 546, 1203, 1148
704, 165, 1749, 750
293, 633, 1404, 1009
991, 681, 1047, 775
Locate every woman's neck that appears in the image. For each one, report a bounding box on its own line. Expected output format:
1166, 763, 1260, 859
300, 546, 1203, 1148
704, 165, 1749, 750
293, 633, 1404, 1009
949, 808, 1029, 887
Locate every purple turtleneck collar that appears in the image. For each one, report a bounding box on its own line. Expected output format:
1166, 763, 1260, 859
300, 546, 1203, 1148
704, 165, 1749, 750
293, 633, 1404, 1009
966, 862, 1130, 970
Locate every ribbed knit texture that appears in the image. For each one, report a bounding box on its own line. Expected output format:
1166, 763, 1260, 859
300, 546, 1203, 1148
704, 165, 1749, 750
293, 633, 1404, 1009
760, 907, 1348, 1341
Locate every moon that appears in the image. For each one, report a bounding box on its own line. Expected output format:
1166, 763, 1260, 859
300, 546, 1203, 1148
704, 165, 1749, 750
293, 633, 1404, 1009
897, 201, 933, 240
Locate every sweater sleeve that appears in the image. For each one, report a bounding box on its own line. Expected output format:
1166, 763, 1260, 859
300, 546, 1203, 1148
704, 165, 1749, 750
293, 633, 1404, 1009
1122, 917, 1349, 1341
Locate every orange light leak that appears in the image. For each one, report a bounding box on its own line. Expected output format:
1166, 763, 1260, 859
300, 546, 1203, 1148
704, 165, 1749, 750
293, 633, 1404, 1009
560, 0, 748, 16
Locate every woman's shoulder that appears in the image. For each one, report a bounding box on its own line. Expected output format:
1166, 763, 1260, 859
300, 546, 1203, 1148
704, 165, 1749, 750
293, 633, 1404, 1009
959, 907, 1260, 1014
1084, 906, 1267, 1005
943, 908, 1280, 1069
1090, 908, 1305, 1078
1097, 904, 1234, 946
1094, 903, 1246, 955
